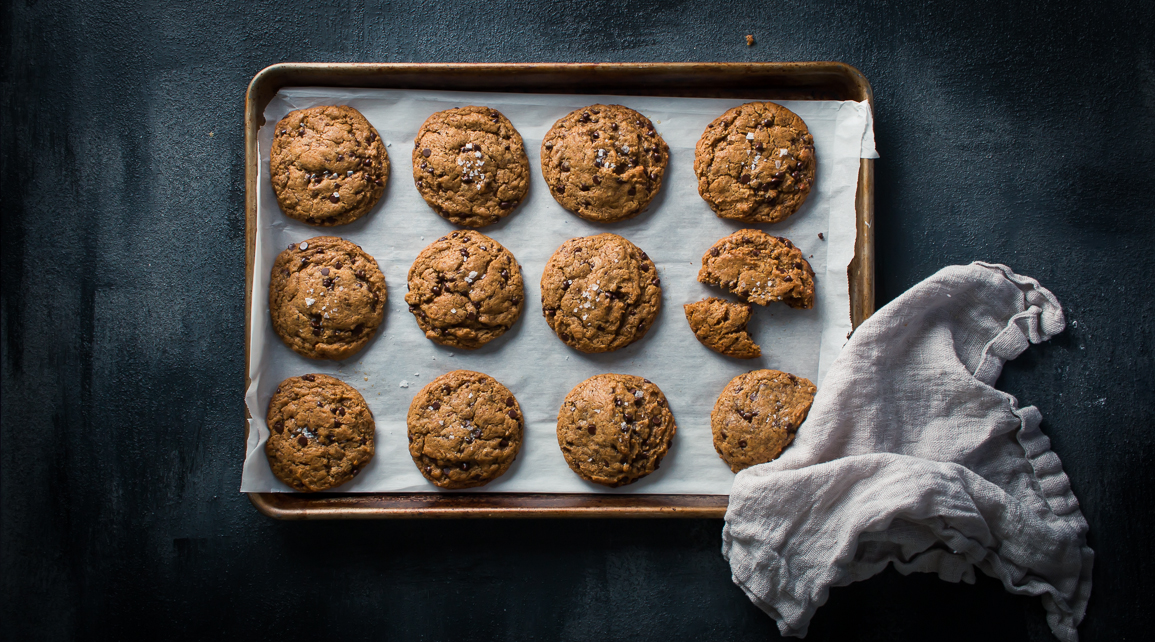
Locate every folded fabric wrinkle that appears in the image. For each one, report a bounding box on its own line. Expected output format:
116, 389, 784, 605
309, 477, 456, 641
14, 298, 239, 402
723, 262, 1091, 641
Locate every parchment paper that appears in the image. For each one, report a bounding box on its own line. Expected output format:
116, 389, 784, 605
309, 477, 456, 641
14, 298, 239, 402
242, 88, 877, 494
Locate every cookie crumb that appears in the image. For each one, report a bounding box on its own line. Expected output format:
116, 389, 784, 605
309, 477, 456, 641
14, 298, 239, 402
818, 232, 825, 240
746, 34, 755, 46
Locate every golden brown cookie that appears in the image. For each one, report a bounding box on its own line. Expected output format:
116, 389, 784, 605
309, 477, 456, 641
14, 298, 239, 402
412, 106, 529, 227
683, 297, 761, 358
540, 233, 661, 353
556, 374, 676, 487
270, 105, 389, 226
711, 369, 816, 473
265, 373, 375, 492
405, 230, 524, 349
406, 370, 523, 489
269, 236, 387, 360
694, 101, 815, 223
698, 229, 815, 309
540, 104, 669, 222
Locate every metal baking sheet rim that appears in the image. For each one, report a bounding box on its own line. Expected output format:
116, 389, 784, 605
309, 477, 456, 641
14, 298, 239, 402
242, 62, 875, 519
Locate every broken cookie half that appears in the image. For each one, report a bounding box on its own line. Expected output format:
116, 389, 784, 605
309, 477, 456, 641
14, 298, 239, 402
684, 297, 761, 359
697, 229, 815, 309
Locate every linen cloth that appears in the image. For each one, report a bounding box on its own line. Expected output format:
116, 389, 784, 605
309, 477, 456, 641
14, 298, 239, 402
722, 262, 1092, 640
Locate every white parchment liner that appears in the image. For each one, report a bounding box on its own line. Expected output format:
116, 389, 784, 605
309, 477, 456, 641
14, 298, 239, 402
242, 88, 877, 494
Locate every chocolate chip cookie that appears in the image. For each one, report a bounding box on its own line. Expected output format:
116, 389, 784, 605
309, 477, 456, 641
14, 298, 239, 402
412, 106, 530, 228
541, 104, 669, 222
556, 374, 677, 487
265, 373, 375, 492
698, 229, 815, 309
711, 369, 816, 473
269, 236, 387, 360
270, 105, 389, 226
541, 233, 661, 353
683, 297, 761, 359
405, 230, 524, 349
406, 370, 523, 489
694, 101, 815, 223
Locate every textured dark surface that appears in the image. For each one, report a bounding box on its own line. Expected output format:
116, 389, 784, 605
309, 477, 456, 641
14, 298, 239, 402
3, 1, 1153, 639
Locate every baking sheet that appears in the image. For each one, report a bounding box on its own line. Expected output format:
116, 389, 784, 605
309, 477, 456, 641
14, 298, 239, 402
242, 88, 876, 494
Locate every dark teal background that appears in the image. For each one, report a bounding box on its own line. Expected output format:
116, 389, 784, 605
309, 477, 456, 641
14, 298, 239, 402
2, 1, 1153, 639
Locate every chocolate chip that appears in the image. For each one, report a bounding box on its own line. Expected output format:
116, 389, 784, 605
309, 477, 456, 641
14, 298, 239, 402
472, 428, 483, 439
562, 279, 572, 290
649, 171, 659, 180
302, 374, 316, 382
356, 269, 366, 279
751, 249, 760, 257
322, 278, 333, 288
784, 275, 793, 282
739, 440, 748, 448
640, 263, 650, 272
592, 175, 601, 185
555, 184, 565, 194
818, 233, 825, 240
739, 174, 751, 184
287, 243, 295, 250
337, 407, 346, 416
591, 131, 600, 140
421, 148, 431, 157
460, 248, 469, 258
507, 410, 518, 420
579, 112, 591, 123
544, 142, 554, 151
559, 331, 571, 342
431, 401, 441, 410
431, 285, 441, 295
297, 436, 308, 447
652, 278, 661, 286
755, 142, 764, 152
651, 416, 661, 426
628, 186, 636, 195
499, 439, 510, 448
710, 247, 719, 257
499, 201, 512, 209
461, 462, 470, 471
587, 426, 596, 435
320, 267, 330, 276
501, 269, 509, 279
643, 379, 651, 384
560, 161, 570, 172
466, 311, 478, 321
273, 421, 284, 434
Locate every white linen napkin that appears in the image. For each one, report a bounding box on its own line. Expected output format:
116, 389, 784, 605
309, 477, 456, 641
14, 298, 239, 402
722, 262, 1092, 640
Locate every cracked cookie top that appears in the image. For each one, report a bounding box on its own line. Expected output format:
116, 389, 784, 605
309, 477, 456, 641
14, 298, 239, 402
412, 106, 530, 228
694, 101, 815, 224
541, 104, 669, 222
270, 105, 389, 226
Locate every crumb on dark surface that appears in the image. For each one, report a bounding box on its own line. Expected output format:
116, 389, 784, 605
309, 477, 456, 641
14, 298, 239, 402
746, 34, 755, 46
